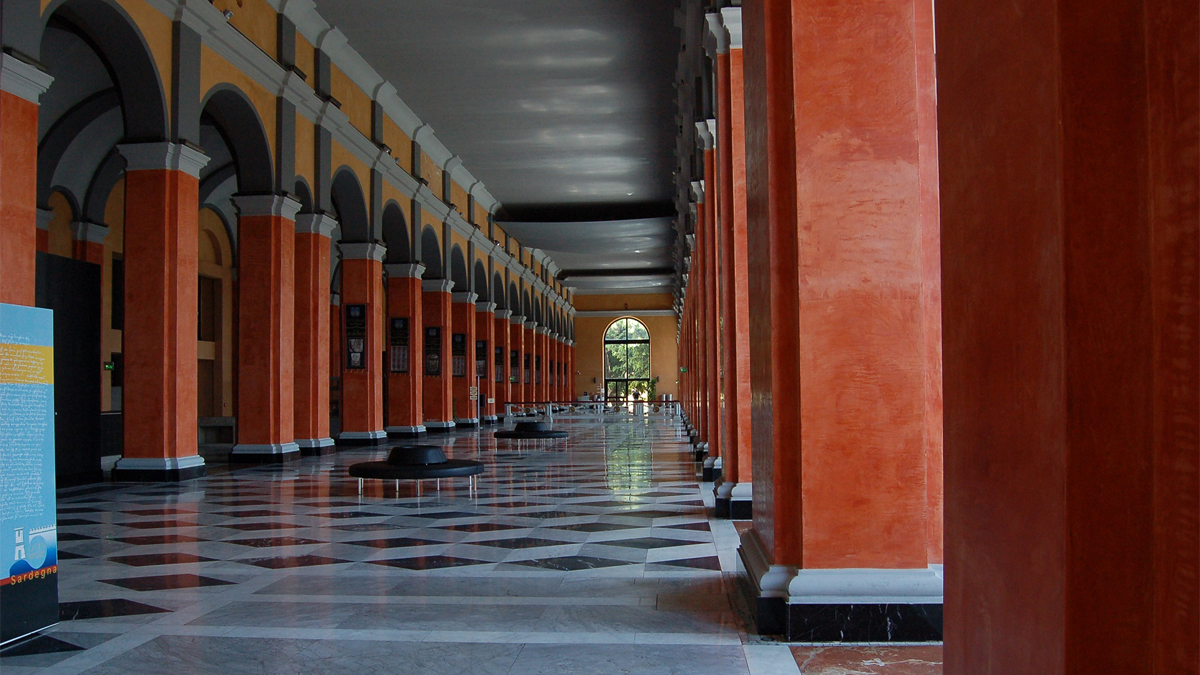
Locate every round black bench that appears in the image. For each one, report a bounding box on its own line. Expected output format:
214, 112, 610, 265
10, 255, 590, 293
348, 445, 484, 496
494, 421, 569, 440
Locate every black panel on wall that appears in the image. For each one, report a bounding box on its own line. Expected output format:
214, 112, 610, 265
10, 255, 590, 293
35, 252, 103, 487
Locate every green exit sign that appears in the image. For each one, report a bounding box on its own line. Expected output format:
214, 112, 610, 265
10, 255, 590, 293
679, 367, 687, 373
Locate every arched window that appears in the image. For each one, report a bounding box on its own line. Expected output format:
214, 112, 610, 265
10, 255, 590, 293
603, 317, 651, 401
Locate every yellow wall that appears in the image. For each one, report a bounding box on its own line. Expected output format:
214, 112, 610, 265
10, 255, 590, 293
295, 110, 315, 188
212, 0, 277, 58
201, 46, 278, 161
421, 153, 443, 200
331, 64, 372, 140
295, 32, 315, 82
383, 117, 413, 174
574, 293, 674, 312
198, 209, 235, 416
46, 191, 74, 257
575, 314, 679, 400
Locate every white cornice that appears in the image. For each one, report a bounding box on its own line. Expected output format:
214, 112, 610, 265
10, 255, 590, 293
575, 309, 676, 318
233, 194, 302, 220
295, 213, 338, 237
705, 12, 729, 55
721, 8, 743, 50
0, 53, 54, 103
384, 263, 424, 279
118, 142, 210, 178
340, 242, 386, 261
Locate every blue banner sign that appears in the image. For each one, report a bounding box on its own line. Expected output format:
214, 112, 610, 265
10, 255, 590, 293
0, 303, 58, 645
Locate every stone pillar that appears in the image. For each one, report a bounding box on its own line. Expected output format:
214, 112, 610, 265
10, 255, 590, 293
111, 142, 209, 481
71, 222, 108, 265
384, 263, 425, 437
692, 199, 708, 448
451, 291, 479, 426
336, 242, 386, 446
294, 214, 336, 454
737, 0, 943, 641
0, 54, 52, 306
538, 326, 552, 403
476, 301, 497, 423
939, 0, 1198, 670
711, 8, 753, 519
697, 126, 722, 480
231, 195, 301, 462
329, 291, 342, 437
422, 278, 454, 431
509, 313, 526, 409
493, 309, 511, 419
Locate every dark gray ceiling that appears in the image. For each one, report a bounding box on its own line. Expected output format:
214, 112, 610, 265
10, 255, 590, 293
313, 0, 680, 292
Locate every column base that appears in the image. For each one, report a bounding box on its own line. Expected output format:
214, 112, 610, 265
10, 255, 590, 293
425, 421, 456, 433
111, 456, 206, 482
454, 418, 480, 427
730, 482, 753, 520
482, 416, 498, 425
336, 430, 389, 447
693, 441, 708, 463
230, 442, 302, 464
295, 438, 336, 456
387, 425, 427, 438
737, 530, 943, 642
714, 481, 734, 519
702, 455, 722, 482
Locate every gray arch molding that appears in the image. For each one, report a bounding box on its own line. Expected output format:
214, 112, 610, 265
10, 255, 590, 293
44, 0, 169, 141
201, 86, 274, 195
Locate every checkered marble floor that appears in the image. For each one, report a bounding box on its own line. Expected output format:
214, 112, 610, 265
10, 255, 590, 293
2, 417, 804, 674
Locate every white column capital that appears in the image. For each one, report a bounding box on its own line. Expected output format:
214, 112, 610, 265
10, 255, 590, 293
452, 291, 478, 304
0, 54, 53, 103
118, 142, 210, 178
36, 209, 53, 231
706, 11, 729, 55
509, 314, 526, 325
536, 326, 551, 336
295, 213, 338, 238
524, 321, 537, 330
422, 279, 454, 293
476, 301, 497, 313
695, 122, 715, 151
384, 263, 425, 279
71, 221, 109, 244
721, 7, 743, 50
233, 194, 302, 221
691, 181, 705, 203
340, 242, 386, 261
495, 309, 513, 320
331, 292, 341, 307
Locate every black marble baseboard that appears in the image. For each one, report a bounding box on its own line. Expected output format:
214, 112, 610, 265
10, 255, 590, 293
110, 464, 206, 483
228, 452, 301, 465
753, 599, 943, 642
298, 444, 337, 457
702, 466, 722, 482
693, 448, 707, 463
730, 499, 753, 521
714, 497, 731, 519
334, 436, 389, 447
387, 431, 428, 440
424, 427, 456, 434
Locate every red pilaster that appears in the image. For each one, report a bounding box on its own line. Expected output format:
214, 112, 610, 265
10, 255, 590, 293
938, 0, 1198, 669
523, 321, 537, 403
493, 310, 511, 416
738, 0, 943, 638
111, 142, 209, 480
422, 279, 454, 430
0, 57, 51, 306
231, 196, 300, 461
384, 263, 425, 435
509, 313, 526, 410
451, 292, 478, 425
294, 214, 335, 453
475, 301, 496, 421
338, 244, 386, 444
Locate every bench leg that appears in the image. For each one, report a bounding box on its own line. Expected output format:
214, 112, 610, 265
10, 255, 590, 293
436, 478, 440, 492
395, 479, 400, 496
417, 480, 422, 498
358, 478, 363, 495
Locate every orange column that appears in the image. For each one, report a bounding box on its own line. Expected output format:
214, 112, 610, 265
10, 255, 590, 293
71, 222, 108, 265
337, 243, 386, 445
493, 309, 511, 419
421, 279, 454, 431
230, 196, 299, 463
691, 197, 708, 448
537, 328, 550, 402
509, 313, 526, 410
0, 56, 52, 306
939, 0, 1198, 670
293, 214, 335, 454
738, 0, 942, 641
451, 291, 478, 426
384, 263, 425, 437
555, 336, 565, 401
111, 142, 209, 481
475, 301, 497, 423
712, 8, 753, 519
329, 293, 343, 435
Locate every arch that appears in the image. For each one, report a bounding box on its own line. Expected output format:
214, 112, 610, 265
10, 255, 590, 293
508, 283, 520, 314
382, 201, 409, 263
200, 85, 274, 195
603, 317, 652, 401
330, 259, 342, 294
522, 289, 531, 318
492, 272, 505, 308
473, 260, 488, 299
331, 167, 370, 243
42, 0, 169, 141
449, 245, 468, 291
420, 226, 443, 279
83, 149, 125, 224
533, 297, 542, 324
293, 179, 314, 214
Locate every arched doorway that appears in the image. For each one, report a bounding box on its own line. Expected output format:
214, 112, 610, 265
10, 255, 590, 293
603, 317, 650, 401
